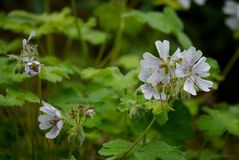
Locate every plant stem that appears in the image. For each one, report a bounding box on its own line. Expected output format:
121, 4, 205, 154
37, 76, 42, 104
100, 20, 125, 67
120, 117, 157, 159
95, 42, 106, 67
221, 48, 239, 81
70, 0, 88, 62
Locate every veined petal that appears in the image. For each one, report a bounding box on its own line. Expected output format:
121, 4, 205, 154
56, 120, 64, 130
140, 84, 153, 100
39, 121, 53, 130
170, 48, 182, 64
175, 63, 186, 78
45, 126, 61, 139
183, 78, 197, 95
147, 69, 164, 84
141, 52, 160, 68
183, 47, 202, 67
192, 50, 203, 64
40, 102, 58, 116
155, 40, 170, 62
192, 57, 210, 75
138, 68, 151, 82
38, 115, 54, 123
194, 77, 213, 92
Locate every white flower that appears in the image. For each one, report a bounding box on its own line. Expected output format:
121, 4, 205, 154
140, 40, 182, 85
85, 108, 95, 118
24, 60, 42, 76
179, 0, 206, 9
138, 68, 166, 100
223, 1, 239, 30
175, 47, 213, 95
38, 102, 64, 139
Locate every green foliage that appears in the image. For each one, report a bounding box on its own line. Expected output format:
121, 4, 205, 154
185, 149, 225, 160
98, 139, 132, 160
0, 87, 40, 107
134, 141, 185, 160
158, 101, 193, 145
196, 105, 239, 136
99, 140, 185, 160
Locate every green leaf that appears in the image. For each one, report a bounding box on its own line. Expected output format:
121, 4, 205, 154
123, 7, 183, 34
196, 106, 239, 136
159, 101, 193, 145
40, 66, 69, 83
98, 139, 132, 160
134, 141, 185, 160
0, 87, 40, 107
0, 71, 29, 85
176, 31, 192, 49
95, 3, 125, 31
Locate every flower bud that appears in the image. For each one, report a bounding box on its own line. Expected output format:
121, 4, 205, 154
129, 105, 142, 119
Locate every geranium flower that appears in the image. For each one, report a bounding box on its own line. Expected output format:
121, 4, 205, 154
24, 60, 42, 76
223, 0, 239, 30
175, 47, 213, 95
38, 102, 64, 139
138, 68, 166, 100
140, 40, 183, 85
85, 108, 95, 118
178, 0, 206, 9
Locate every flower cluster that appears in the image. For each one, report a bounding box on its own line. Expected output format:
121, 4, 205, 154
139, 40, 213, 101
223, 0, 239, 31
11, 31, 42, 76
178, 0, 206, 9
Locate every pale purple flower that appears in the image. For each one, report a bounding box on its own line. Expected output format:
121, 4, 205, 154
140, 40, 183, 85
85, 108, 95, 118
223, 1, 239, 30
138, 68, 166, 100
38, 102, 64, 139
24, 60, 42, 76
175, 47, 213, 95
179, 0, 206, 9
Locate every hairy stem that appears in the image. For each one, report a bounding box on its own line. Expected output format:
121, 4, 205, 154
120, 117, 157, 159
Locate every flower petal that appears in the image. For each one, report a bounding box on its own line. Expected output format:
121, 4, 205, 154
45, 126, 61, 139
194, 77, 213, 92
147, 69, 164, 84
179, 0, 191, 9
175, 63, 186, 78
155, 40, 169, 62
194, 0, 206, 5
138, 68, 151, 82
140, 52, 160, 68
183, 78, 197, 95
140, 84, 153, 100
40, 102, 58, 116
223, 1, 239, 16
56, 120, 64, 130
38, 115, 54, 123
225, 17, 239, 30
192, 57, 210, 75
39, 121, 53, 130
170, 48, 182, 64
183, 47, 202, 67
